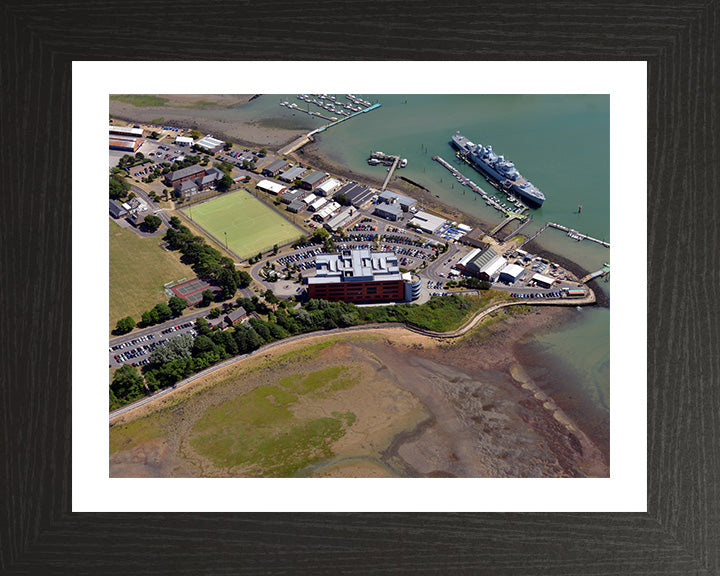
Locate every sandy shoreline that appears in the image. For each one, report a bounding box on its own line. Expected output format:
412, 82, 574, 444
110, 307, 608, 478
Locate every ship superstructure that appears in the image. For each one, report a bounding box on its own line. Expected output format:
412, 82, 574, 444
451, 133, 545, 207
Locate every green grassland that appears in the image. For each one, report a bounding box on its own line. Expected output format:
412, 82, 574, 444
109, 221, 194, 331
182, 191, 298, 258
190, 366, 359, 476
110, 95, 169, 107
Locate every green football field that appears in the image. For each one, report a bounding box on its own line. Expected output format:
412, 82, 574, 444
183, 191, 299, 259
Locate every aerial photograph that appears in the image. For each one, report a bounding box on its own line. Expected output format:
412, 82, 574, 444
108, 93, 610, 478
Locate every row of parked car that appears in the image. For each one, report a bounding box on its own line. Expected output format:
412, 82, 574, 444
110, 334, 155, 352
276, 248, 325, 270
161, 321, 194, 334
510, 291, 563, 299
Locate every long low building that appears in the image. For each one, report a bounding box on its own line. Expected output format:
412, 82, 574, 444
278, 165, 307, 183
165, 164, 206, 186
300, 170, 329, 190
257, 179, 287, 195
109, 125, 144, 138
335, 182, 374, 208
315, 177, 341, 197
324, 206, 358, 232
262, 159, 291, 177
109, 137, 142, 152
409, 211, 447, 234
378, 190, 417, 212
175, 136, 194, 146
531, 273, 556, 288
307, 248, 405, 304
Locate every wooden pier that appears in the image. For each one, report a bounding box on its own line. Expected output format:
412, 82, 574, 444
381, 156, 400, 191
546, 222, 610, 247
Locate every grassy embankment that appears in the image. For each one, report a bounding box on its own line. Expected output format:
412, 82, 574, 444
111, 95, 169, 107
359, 290, 513, 333
109, 221, 195, 331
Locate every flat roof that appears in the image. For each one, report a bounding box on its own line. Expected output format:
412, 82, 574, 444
175, 136, 194, 144
308, 248, 402, 285
378, 190, 417, 207
409, 211, 447, 233
500, 263, 525, 277
532, 273, 555, 285
109, 126, 143, 136
257, 179, 286, 194
375, 204, 403, 217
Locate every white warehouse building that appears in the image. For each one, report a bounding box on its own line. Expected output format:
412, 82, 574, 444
499, 263, 525, 283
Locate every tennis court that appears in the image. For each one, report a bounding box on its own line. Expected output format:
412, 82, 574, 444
183, 191, 298, 259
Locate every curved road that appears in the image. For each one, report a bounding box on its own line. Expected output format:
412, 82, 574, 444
109, 288, 595, 422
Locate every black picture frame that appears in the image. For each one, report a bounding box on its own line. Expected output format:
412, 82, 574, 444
2, 2, 718, 574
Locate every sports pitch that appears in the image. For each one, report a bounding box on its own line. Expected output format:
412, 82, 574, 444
183, 191, 299, 259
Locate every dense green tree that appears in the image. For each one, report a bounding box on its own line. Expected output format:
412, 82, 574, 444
208, 307, 222, 319
168, 296, 188, 317
201, 289, 215, 307
192, 334, 214, 355
153, 302, 173, 322
336, 193, 348, 206
143, 214, 162, 232
135, 151, 144, 160
109, 175, 131, 199
169, 216, 182, 228
218, 174, 233, 192
195, 317, 211, 336
272, 244, 279, 255
236, 270, 252, 288
150, 333, 194, 364
114, 316, 135, 335
312, 227, 330, 243
110, 365, 145, 407
141, 308, 160, 326
264, 289, 278, 305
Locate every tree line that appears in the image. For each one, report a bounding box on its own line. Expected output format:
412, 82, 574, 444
164, 217, 251, 300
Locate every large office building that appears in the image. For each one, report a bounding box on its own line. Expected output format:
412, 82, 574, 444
306, 249, 406, 304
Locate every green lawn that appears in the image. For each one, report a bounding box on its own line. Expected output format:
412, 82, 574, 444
182, 190, 298, 259
109, 221, 194, 331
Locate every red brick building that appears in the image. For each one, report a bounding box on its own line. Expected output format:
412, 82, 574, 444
306, 249, 405, 304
